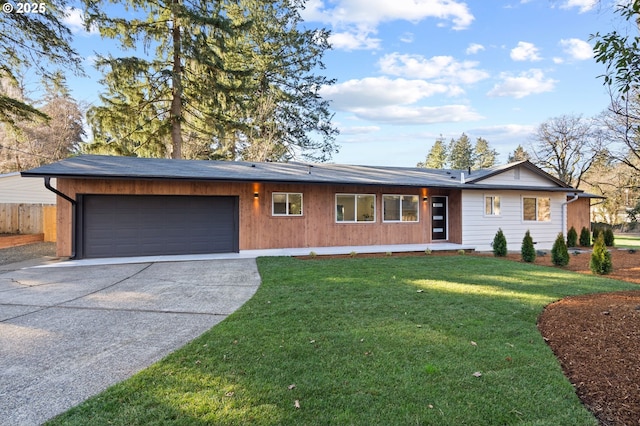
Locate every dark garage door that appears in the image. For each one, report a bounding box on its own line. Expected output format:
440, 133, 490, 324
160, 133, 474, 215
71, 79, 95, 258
80, 195, 238, 258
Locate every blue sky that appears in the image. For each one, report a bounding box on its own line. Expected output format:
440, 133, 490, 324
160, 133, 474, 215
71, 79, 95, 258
61, 0, 620, 167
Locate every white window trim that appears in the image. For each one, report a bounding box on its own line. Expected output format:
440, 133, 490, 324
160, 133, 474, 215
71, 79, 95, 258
335, 193, 376, 223
272, 192, 303, 216
382, 194, 420, 223
484, 195, 501, 217
522, 196, 551, 222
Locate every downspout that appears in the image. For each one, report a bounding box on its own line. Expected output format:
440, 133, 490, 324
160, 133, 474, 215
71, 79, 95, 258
562, 193, 580, 239
44, 177, 77, 259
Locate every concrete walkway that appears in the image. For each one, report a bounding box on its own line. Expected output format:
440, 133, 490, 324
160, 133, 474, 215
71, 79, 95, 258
42, 243, 474, 268
0, 259, 261, 426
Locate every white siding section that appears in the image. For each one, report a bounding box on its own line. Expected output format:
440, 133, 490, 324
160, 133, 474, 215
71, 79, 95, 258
461, 190, 566, 251
477, 166, 557, 187
0, 174, 56, 204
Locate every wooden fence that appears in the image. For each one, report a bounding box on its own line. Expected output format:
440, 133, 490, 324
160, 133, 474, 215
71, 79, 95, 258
0, 203, 56, 241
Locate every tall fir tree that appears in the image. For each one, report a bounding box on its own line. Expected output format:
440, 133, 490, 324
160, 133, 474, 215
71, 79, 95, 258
417, 136, 447, 168
508, 144, 530, 162
448, 133, 474, 170
0, 2, 82, 126
473, 137, 497, 169
82, 0, 337, 161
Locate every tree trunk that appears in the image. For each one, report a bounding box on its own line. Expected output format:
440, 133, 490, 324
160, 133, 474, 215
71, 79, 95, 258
170, 0, 183, 159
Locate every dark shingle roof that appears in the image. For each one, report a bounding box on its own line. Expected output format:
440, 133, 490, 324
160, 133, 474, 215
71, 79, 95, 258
21, 155, 577, 192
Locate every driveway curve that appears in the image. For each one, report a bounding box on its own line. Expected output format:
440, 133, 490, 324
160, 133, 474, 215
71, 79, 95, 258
0, 259, 261, 426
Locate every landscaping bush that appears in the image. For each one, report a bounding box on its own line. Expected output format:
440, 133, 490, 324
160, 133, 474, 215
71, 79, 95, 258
492, 228, 507, 257
551, 233, 570, 266
592, 227, 603, 244
590, 233, 612, 275
603, 228, 615, 247
566, 226, 577, 248
579, 227, 591, 247
521, 230, 536, 262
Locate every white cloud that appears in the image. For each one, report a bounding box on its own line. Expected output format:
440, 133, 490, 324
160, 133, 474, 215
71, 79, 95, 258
378, 53, 490, 85
320, 77, 483, 125
400, 32, 415, 44
320, 77, 456, 109
466, 43, 485, 55
63, 7, 98, 35
559, 38, 593, 60
349, 105, 483, 125
301, 0, 474, 50
487, 69, 557, 98
302, 0, 474, 29
338, 125, 382, 135
510, 42, 542, 62
560, 0, 598, 13
329, 30, 381, 50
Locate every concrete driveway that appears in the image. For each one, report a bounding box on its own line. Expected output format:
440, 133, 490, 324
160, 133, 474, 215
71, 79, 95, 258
0, 258, 261, 426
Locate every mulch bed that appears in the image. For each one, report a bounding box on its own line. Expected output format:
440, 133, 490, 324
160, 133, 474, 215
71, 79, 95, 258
532, 249, 640, 426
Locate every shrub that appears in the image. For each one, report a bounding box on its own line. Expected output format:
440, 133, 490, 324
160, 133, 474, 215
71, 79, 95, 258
603, 228, 615, 247
492, 228, 507, 257
590, 233, 612, 275
457, 249, 465, 255
521, 230, 536, 263
566, 226, 578, 247
551, 233, 570, 266
579, 227, 591, 247
592, 227, 603, 244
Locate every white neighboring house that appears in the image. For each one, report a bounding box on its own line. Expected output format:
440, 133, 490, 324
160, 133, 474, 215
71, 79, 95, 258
461, 163, 576, 251
0, 172, 56, 204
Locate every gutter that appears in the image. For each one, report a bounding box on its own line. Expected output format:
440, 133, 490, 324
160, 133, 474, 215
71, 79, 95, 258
561, 192, 580, 238
43, 177, 76, 259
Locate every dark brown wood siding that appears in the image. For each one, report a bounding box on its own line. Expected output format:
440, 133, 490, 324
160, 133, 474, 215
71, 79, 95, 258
54, 178, 461, 257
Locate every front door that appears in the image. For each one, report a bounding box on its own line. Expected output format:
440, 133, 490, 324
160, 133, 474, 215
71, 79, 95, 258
431, 196, 448, 240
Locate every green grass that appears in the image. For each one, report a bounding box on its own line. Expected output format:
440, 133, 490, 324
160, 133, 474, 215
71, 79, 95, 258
46, 256, 638, 426
614, 234, 640, 248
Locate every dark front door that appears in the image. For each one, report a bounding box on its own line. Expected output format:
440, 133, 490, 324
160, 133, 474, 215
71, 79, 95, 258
79, 195, 239, 258
431, 196, 447, 240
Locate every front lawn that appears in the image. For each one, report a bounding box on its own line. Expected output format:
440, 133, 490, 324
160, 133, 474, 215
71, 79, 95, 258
47, 255, 637, 425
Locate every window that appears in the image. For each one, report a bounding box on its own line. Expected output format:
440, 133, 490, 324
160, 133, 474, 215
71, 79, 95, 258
336, 194, 375, 222
383, 195, 419, 222
272, 193, 303, 216
523, 197, 550, 221
485, 195, 501, 216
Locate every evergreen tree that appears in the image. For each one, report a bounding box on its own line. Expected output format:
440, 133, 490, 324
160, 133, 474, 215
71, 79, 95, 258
566, 226, 578, 248
579, 227, 591, 247
521, 230, 536, 262
0, 2, 82, 126
590, 233, 612, 275
417, 136, 447, 168
603, 228, 615, 247
508, 145, 530, 162
551, 233, 570, 266
448, 133, 474, 170
492, 228, 507, 257
473, 137, 497, 169
82, 0, 337, 161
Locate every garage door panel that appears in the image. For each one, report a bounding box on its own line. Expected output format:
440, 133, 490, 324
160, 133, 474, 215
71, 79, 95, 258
81, 195, 238, 258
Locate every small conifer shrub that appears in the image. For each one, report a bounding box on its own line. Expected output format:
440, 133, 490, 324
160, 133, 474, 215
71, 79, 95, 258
590, 233, 612, 275
603, 228, 615, 247
592, 227, 603, 244
521, 230, 536, 262
566, 226, 578, 248
579, 227, 591, 247
492, 228, 507, 257
551, 233, 570, 266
